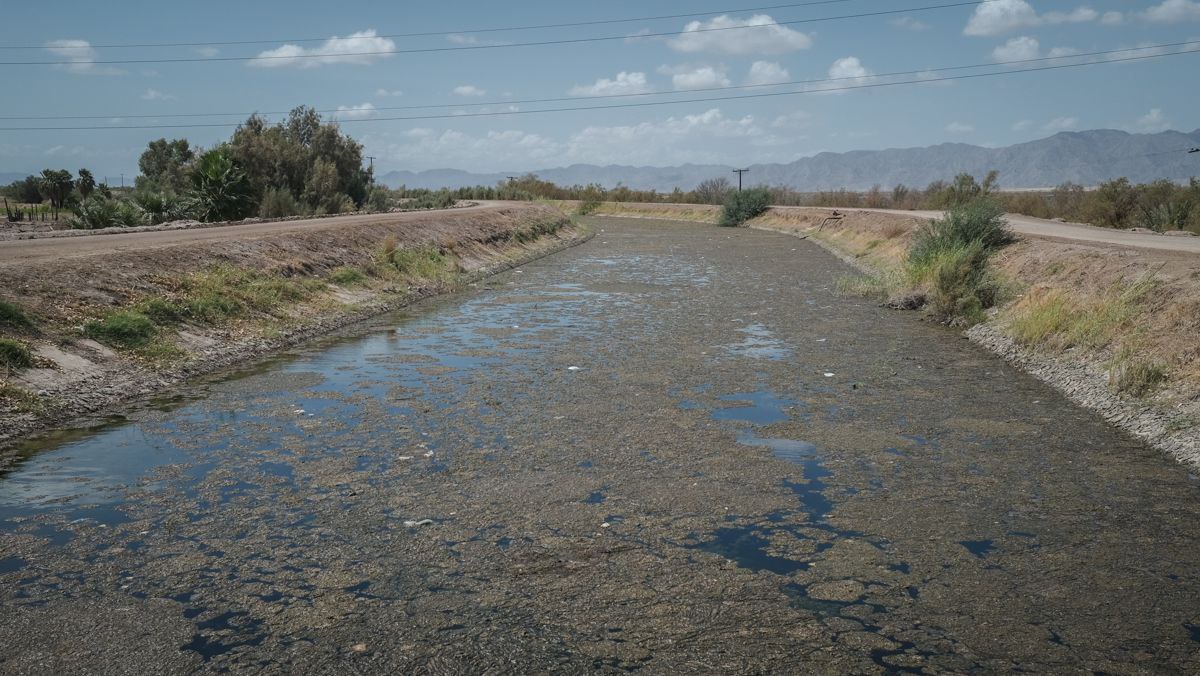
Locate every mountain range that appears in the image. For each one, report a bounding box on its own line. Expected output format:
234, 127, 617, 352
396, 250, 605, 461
378, 129, 1200, 192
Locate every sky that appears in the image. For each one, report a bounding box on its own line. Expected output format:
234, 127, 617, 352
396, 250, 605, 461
1, 0, 1198, 179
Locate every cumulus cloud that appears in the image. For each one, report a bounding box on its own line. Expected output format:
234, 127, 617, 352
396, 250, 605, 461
44, 39, 125, 75
823, 57, 873, 93
992, 36, 1040, 62
1133, 108, 1171, 132
569, 71, 652, 97
946, 122, 975, 134
660, 65, 731, 90
964, 0, 1099, 36
333, 103, 378, 119
1142, 0, 1200, 21
374, 108, 790, 171
668, 14, 812, 55
746, 61, 790, 86
140, 88, 176, 101
1042, 116, 1079, 131
249, 30, 396, 68
890, 16, 930, 30
452, 85, 486, 97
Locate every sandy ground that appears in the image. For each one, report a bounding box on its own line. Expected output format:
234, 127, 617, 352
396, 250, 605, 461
2, 218, 1198, 673
0, 202, 511, 266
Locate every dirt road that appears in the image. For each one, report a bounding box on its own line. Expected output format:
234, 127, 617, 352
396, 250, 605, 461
0, 202, 503, 266
2, 217, 1198, 672
841, 207, 1200, 254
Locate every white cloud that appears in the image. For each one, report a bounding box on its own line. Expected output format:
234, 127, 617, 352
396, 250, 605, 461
452, 85, 486, 97
1142, 0, 1200, 21
946, 122, 975, 134
824, 57, 873, 93
333, 103, 378, 119
373, 108, 793, 171
964, 1, 1099, 36
1100, 11, 1124, 24
140, 88, 176, 101
1134, 108, 1171, 132
375, 88, 403, 97
992, 36, 1040, 62
249, 30, 396, 68
44, 39, 125, 75
569, 71, 652, 97
1042, 117, 1078, 131
664, 65, 731, 90
1043, 7, 1099, 23
1047, 46, 1081, 58
890, 16, 930, 30
746, 61, 790, 86
1012, 119, 1034, 131
668, 14, 812, 55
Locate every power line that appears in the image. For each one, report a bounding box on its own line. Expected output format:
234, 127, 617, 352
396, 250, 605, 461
3, 46, 1195, 131
0, 0, 864, 50
1, 1, 993, 66
5, 41, 1194, 121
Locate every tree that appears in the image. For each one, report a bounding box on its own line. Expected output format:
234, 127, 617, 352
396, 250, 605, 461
187, 148, 254, 222
137, 138, 195, 193
695, 176, 733, 205
39, 169, 74, 209
10, 176, 42, 203
77, 168, 96, 199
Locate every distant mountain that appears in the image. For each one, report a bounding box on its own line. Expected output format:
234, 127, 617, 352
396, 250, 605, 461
0, 172, 29, 186
378, 129, 1200, 192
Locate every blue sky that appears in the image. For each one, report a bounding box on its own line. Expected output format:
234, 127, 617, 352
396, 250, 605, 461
2, 0, 1198, 179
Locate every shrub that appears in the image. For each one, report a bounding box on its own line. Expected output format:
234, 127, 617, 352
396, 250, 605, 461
908, 198, 1014, 268
71, 196, 147, 229
924, 242, 995, 325
576, 198, 603, 216
184, 292, 244, 322
0, 338, 33, 369
330, 266, 367, 285
188, 147, 255, 222
0, 300, 33, 329
719, 188, 772, 226
1110, 357, 1168, 397
133, 191, 188, 224
383, 246, 451, 280
406, 190, 456, 210
84, 311, 156, 348
258, 187, 303, 218
138, 297, 186, 324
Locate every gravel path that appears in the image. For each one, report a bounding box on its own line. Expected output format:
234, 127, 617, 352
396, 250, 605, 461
2, 217, 1197, 673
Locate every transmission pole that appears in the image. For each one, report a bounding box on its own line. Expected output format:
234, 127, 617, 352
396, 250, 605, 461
365, 155, 376, 172
732, 168, 749, 192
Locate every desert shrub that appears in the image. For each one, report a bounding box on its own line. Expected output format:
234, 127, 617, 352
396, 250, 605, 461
330, 266, 367, 285
138, 297, 186, 324
367, 186, 395, 213
0, 338, 33, 369
576, 198, 603, 216
407, 190, 456, 210
908, 198, 1014, 268
719, 188, 772, 226
84, 311, 156, 348
0, 300, 33, 329
257, 187, 303, 218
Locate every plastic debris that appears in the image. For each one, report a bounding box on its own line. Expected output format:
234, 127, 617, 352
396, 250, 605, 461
823, 372, 835, 377
403, 519, 435, 527
396, 456, 413, 461
567, 366, 582, 371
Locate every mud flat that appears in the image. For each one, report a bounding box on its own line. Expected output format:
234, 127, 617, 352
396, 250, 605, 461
1, 217, 1198, 672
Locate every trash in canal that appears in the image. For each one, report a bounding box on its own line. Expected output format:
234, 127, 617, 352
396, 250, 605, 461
404, 519, 435, 527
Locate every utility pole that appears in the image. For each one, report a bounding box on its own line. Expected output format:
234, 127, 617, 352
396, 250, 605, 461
120, 173, 124, 189
365, 156, 376, 172
732, 168, 749, 192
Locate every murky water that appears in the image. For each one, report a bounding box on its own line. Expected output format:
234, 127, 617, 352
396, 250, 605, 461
1, 218, 1198, 673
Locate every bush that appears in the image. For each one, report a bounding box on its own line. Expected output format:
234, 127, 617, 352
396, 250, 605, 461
382, 245, 451, 280
719, 188, 772, 226
1110, 357, 1168, 397
84, 311, 156, 348
0, 300, 33, 329
908, 198, 1014, 268
188, 148, 255, 222
138, 297, 186, 324
576, 198, 603, 216
133, 191, 188, 224
330, 266, 367, 285
258, 187, 303, 218
406, 190, 456, 210
0, 338, 33, 369
71, 196, 147, 229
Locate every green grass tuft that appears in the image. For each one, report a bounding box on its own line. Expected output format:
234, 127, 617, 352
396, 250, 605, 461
0, 300, 34, 329
84, 311, 156, 348
329, 266, 368, 285
0, 338, 33, 369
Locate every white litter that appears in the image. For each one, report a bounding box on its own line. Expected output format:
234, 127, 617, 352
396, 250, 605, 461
600, 522, 611, 528
293, 409, 306, 415
823, 372, 836, 377
423, 451, 434, 458
567, 366, 582, 371
815, 338, 828, 343
403, 519, 435, 527
396, 456, 414, 461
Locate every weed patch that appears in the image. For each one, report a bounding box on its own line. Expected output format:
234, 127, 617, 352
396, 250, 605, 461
0, 338, 33, 369
0, 300, 33, 329
330, 266, 368, 286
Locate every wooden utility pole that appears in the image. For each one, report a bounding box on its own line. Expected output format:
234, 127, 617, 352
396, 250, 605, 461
732, 168, 749, 192
365, 156, 376, 172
